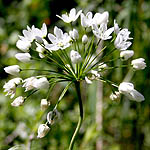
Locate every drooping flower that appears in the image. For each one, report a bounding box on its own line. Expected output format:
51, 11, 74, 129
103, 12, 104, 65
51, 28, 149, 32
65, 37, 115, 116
56, 8, 82, 23
37, 124, 50, 138
92, 23, 114, 40
70, 50, 82, 64
114, 28, 132, 50
4, 65, 20, 76
131, 58, 146, 70
119, 82, 145, 102
15, 53, 31, 62
11, 96, 25, 107
33, 77, 49, 89
40, 99, 50, 110
3, 78, 22, 98
120, 50, 134, 61
45, 26, 71, 51
22, 77, 38, 92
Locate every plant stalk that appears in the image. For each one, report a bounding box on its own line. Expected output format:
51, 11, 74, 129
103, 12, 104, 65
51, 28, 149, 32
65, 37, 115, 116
69, 81, 83, 150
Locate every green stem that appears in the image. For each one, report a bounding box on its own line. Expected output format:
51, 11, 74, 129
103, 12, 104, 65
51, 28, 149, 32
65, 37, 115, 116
69, 82, 83, 150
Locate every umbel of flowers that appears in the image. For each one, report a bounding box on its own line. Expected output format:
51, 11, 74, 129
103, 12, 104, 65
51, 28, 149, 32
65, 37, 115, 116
3, 8, 146, 149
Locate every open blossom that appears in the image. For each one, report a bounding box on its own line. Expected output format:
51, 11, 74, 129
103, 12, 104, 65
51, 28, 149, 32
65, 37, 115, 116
92, 23, 114, 40
93, 11, 109, 25
23, 77, 38, 92
119, 82, 145, 102
114, 28, 132, 50
70, 50, 82, 64
4, 65, 20, 76
3, 78, 22, 98
56, 8, 82, 23
11, 96, 25, 107
37, 124, 50, 138
45, 26, 71, 51
15, 53, 31, 62
120, 50, 134, 61
81, 12, 93, 27
85, 70, 100, 84
131, 58, 146, 70
33, 77, 49, 89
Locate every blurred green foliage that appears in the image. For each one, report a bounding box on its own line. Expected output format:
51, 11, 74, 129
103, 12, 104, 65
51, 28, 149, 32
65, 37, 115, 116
0, 0, 150, 150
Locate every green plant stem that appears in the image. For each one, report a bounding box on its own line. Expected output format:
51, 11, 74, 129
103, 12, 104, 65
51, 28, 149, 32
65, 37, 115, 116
69, 82, 83, 150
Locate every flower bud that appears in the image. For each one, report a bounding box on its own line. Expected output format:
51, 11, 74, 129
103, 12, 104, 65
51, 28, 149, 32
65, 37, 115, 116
16, 40, 31, 52
37, 124, 50, 138
82, 34, 88, 44
131, 58, 146, 70
120, 50, 134, 61
34, 77, 49, 89
15, 53, 31, 62
4, 65, 20, 76
69, 29, 79, 40
70, 50, 82, 64
40, 99, 50, 110
98, 63, 108, 71
11, 96, 24, 107
114, 20, 120, 34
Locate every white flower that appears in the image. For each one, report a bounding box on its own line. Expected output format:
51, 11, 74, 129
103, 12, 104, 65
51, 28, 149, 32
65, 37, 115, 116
92, 23, 114, 40
15, 53, 31, 62
47, 109, 59, 125
45, 26, 71, 51
114, 28, 132, 50
110, 91, 120, 100
81, 12, 93, 27
114, 20, 120, 34
93, 11, 109, 25
11, 96, 25, 107
16, 39, 31, 52
4, 65, 20, 76
69, 29, 79, 40
56, 8, 82, 23
85, 70, 100, 84
120, 50, 134, 61
23, 77, 38, 92
119, 82, 145, 102
37, 124, 50, 138
3, 78, 22, 98
98, 63, 108, 71
82, 34, 88, 44
34, 77, 49, 89
70, 50, 82, 64
40, 99, 50, 110
131, 58, 146, 70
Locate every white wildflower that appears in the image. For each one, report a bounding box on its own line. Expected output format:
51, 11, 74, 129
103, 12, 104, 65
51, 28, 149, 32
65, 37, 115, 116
56, 8, 82, 23
92, 23, 114, 40
41, 99, 50, 110
119, 82, 145, 102
34, 77, 49, 89
81, 12, 93, 27
45, 26, 71, 51
114, 28, 132, 50
110, 91, 120, 100
69, 29, 79, 40
120, 50, 134, 61
16, 39, 31, 52
15, 53, 31, 62
82, 34, 88, 44
131, 58, 146, 70
37, 124, 50, 138
11, 96, 25, 107
4, 65, 20, 76
3, 78, 22, 98
114, 20, 120, 34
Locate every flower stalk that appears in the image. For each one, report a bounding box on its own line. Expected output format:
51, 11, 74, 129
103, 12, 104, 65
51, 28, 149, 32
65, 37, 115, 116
69, 81, 83, 150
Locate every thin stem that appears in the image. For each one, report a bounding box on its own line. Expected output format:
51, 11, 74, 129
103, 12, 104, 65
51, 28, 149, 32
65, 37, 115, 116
69, 82, 83, 150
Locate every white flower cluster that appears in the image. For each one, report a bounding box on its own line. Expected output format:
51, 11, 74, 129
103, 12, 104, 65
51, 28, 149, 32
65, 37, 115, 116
3, 8, 146, 138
